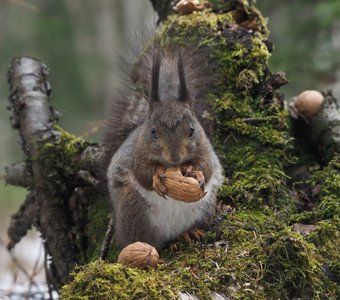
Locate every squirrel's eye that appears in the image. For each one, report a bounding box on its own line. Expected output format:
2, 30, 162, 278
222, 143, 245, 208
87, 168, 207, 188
189, 126, 195, 137
151, 128, 158, 139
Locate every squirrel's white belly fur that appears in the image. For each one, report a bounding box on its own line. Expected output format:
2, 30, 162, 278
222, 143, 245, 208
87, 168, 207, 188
135, 171, 223, 242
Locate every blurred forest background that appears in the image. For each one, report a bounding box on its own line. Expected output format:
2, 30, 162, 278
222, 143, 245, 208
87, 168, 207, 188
0, 0, 339, 294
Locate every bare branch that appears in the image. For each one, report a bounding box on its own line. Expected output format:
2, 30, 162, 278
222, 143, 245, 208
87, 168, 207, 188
8, 0, 40, 13
79, 145, 105, 180
100, 216, 115, 260
4, 162, 29, 187
7, 192, 38, 250
28, 242, 44, 299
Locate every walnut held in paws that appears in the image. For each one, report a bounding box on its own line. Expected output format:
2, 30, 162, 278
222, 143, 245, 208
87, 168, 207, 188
117, 242, 159, 269
156, 167, 206, 203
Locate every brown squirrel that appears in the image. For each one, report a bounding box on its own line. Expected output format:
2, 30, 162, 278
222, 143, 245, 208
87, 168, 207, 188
105, 44, 223, 250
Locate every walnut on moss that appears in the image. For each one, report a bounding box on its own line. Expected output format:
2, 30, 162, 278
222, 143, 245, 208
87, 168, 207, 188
117, 242, 159, 269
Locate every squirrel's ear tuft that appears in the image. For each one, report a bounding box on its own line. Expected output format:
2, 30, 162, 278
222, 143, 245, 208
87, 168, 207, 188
177, 51, 191, 104
150, 50, 161, 104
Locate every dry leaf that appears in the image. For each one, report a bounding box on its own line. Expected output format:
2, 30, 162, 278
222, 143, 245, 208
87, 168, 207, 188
292, 223, 317, 235
175, 0, 206, 14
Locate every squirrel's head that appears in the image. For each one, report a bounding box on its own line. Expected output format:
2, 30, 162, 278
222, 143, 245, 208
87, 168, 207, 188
144, 50, 206, 166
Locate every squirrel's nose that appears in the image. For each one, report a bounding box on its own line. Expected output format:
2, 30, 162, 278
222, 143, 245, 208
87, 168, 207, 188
170, 153, 181, 165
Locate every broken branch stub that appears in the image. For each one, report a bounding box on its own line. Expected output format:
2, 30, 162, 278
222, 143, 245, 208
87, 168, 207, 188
289, 90, 340, 163
4, 162, 29, 187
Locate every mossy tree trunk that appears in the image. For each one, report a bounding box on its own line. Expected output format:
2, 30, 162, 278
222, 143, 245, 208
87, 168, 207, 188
6, 57, 107, 289
4, 1, 339, 298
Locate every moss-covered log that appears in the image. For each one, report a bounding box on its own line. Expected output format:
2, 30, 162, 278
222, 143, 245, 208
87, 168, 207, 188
60, 2, 339, 298
4, 0, 339, 299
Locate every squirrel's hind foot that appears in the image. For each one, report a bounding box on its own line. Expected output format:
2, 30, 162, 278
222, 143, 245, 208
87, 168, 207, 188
181, 228, 205, 244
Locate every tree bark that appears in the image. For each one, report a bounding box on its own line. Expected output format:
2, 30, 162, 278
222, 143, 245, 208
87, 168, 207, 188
149, 0, 172, 23
6, 57, 106, 289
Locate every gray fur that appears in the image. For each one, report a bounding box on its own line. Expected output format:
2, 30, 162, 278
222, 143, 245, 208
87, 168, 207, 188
103, 43, 216, 164
105, 43, 223, 249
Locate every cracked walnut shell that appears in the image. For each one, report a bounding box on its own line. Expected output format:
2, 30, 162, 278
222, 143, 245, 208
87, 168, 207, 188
159, 167, 206, 203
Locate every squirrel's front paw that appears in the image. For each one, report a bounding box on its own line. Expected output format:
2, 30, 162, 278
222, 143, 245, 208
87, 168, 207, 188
152, 171, 167, 198
183, 166, 205, 189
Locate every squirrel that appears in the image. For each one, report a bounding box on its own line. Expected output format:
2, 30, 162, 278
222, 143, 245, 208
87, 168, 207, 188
104, 43, 224, 250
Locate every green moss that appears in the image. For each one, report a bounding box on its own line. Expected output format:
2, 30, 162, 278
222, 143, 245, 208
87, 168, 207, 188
160, 12, 232, 51
61, 210, 338, 299
62, 211, 274, 299
86, 196, 119, 262
37, 126, 120, 263
290, 155, 340, 223
263, 230, 322, 299
36, 125, 89, 181
61, 261, 178, 300
308, 219, 340, 285
287, 157, 340, 296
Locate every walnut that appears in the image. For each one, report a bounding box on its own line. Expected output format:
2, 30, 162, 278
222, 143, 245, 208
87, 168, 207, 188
158, 167, 206, 203
290, 90, 324, 121
117, 242, 159, 269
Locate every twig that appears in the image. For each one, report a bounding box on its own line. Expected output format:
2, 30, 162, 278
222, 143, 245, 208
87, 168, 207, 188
100, 216, 115, 260
8, 0, 40, 13
27, 241, 44, 299
7, 192, 38, 250
44, 250, 54, 300
242, 117, 268, 124
0, 236, 40, 291
79, 121, 104, 139
223, 132, 237, 144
